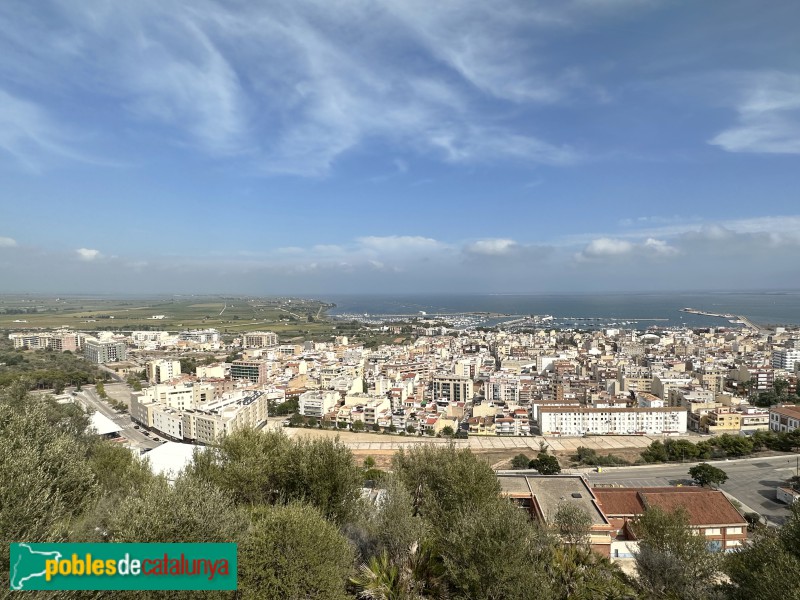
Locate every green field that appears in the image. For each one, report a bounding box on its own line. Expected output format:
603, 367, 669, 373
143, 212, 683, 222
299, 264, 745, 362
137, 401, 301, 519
0, 295, 338, 342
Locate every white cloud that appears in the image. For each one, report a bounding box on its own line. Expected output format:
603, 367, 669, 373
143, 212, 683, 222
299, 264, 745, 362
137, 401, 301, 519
466, 239, 518, 256
709, 71, 800, 154
76, 248, 102, 261
576, 237, 633, 260
643, 238, 678, 256
0, 236, 17, 247
357, 236, 447, 254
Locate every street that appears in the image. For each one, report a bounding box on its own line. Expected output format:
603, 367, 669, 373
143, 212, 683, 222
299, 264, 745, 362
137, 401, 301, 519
77, 386, 159, 451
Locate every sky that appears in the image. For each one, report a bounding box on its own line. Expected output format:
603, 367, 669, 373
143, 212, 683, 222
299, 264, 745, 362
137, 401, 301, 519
0, 0, 799, 296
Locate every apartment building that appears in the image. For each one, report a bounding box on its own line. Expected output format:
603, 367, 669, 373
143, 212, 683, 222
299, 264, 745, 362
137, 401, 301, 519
178, 329, 220, 344
485, 374, 520, 404
705, 406, 770, 434
146, 359, 181, 384
538, 406, 687, 436
242, 331, 279, 348
230, 360, 269, 384
298, 390, 339, 419
432, 373, 473, 403
772, 349, 800, 371
10, 331, 82, 352
83, 338, 127, 364
770, 405, 800, 433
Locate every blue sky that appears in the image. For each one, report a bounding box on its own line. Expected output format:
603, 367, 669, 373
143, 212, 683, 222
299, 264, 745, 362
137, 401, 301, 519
1, 0, 799, 294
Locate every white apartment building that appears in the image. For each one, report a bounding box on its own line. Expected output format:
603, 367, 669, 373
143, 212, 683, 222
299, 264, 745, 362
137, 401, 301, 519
179, 329, 220, 344
772, 349, 800, 371
538, 406, 687, 436
146, 359, 181, 384
486, 374, 521, 404
182, 389, 279, 444
298, 390, 340, 419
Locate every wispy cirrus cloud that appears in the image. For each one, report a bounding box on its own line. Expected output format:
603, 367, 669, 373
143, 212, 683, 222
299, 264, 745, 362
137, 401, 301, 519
709, 71, 800, 154
0, 1, 589, 175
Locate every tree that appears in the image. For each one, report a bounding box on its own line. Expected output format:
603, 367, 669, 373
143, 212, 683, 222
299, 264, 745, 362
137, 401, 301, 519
189, 428, 363, 524
437, 498, 553, 600
510, 453, 531, 469
689, 463, 728, 487
393, 444, 500, 521
774, 377, 790, 399
239, 503, 354, 600
99, 476, 245, 545
552, 501, 593, 546
440, 425, 455, 438
0, 392, 97, 583
352, 420, 366, 432
641, 440, 669, 463
633, 506, 720, 600
724, 503, 800, 600
405, 424, 416, 434
529, 452, 561, 475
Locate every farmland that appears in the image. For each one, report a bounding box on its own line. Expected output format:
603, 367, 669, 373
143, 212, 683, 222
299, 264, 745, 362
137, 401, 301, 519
0, 295, 338, 342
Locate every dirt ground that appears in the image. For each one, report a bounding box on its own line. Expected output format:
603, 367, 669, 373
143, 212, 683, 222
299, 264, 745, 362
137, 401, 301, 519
282, 427, 656, 470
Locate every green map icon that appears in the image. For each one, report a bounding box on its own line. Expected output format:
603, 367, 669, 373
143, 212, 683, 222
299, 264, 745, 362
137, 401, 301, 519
9, 543, 63, 590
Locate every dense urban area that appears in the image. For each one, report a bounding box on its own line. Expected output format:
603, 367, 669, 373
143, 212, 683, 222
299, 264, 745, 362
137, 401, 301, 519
2, 295, 799, 599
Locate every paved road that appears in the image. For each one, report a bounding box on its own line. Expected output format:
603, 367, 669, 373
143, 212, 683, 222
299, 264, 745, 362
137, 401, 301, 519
77, 387, 158, 451
583, 455, 798, 525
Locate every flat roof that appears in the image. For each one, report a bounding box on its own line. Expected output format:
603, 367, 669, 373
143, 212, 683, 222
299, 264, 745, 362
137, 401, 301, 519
499, 474, 608, 526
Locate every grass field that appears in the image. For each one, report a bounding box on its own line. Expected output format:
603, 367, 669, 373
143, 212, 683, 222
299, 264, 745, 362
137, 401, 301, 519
0, 295, 338, 341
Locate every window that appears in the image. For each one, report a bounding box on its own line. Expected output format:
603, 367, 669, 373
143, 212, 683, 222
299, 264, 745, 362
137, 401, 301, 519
704, 528, 721, 536
726, 527, 742, 535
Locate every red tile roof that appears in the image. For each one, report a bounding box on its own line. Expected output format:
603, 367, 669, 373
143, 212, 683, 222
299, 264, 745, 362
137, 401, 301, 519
593, 487, 745, 526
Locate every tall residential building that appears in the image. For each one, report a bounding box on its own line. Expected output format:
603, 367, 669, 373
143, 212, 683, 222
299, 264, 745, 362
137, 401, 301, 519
242, 331, 279, 348
84, 339, 127, 364
772, 349, 800, 371
432, 373, 474, 403
230, 359, 269, 384
146, 359, 182, 384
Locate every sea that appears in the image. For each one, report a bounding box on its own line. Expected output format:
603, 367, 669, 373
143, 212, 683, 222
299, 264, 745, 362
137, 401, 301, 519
319, 292, 800, 330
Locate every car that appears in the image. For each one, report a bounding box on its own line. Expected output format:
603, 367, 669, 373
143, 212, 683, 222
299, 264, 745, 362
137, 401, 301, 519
153, 437, 160, 442
142, 431, 150, 436
282, 420, 291, 426
133, 425, 140, 429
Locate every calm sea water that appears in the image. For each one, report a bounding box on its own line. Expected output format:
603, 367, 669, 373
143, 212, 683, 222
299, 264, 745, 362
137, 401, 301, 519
319, 292, 800, 329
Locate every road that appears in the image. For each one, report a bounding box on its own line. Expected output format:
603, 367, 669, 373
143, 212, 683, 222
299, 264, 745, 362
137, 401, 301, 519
582, 455, 798, 525
77, 387, 158, 451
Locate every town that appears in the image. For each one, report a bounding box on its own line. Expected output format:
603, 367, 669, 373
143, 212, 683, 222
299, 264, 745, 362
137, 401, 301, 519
8, 317, 799, 445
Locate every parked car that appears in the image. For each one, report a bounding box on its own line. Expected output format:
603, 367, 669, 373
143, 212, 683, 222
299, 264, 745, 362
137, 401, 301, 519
133, 425, 140, 429
153, 437, 160, 442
